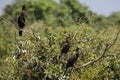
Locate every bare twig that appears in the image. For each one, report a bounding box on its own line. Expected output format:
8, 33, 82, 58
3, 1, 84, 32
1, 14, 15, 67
73, 25, 81, 39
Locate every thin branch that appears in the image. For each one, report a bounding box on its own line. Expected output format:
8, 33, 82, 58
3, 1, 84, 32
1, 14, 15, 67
107, 43, 120, 45
76, 29, 120, 70
0, 16, 33, 35
73, 25, 82, 40
0, 16, 17, 28
108, 30, 120, 48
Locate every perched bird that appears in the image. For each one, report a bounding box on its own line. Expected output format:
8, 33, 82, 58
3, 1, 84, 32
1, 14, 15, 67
59, 35, 70, 59
18, 5, 26, 36
65, 47, 80, 73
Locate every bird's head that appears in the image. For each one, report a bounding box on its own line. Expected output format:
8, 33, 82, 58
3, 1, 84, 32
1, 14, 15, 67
75, 47, 80, 57
66, 34, 70, 43
66, 34, 70, 39
76, 47, 79, 52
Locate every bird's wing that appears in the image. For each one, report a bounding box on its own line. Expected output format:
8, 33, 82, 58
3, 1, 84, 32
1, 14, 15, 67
61, 44, 67, 52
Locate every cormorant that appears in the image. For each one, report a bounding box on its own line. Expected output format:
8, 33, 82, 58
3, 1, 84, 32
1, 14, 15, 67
65, 47, 79, 73
18, 5, 26, 36
59, 35, 70, 59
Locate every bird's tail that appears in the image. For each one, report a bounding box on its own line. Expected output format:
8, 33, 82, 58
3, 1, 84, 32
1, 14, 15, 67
19, 30, 23, 36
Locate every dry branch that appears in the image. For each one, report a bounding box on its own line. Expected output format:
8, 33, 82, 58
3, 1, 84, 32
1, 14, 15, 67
76, 29, 120, 70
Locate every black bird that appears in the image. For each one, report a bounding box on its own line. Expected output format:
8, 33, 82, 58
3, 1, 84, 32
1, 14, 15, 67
59, 35, 70, 59
18, 5, 26, 36
65, 47, 79, 73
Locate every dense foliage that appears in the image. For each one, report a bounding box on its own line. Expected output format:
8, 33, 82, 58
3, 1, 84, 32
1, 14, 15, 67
0, 0, 120, 80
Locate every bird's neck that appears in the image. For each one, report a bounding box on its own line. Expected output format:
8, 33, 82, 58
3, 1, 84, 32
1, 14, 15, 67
20, 10, 25, 16
22, 9, 25, 13
66, 39, 70, 43
76, 53, 79, 58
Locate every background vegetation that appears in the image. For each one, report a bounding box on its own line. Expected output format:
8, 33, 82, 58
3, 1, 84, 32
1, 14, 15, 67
0, 0, 120, 80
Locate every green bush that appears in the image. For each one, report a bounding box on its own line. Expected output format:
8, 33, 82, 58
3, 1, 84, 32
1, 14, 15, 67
0, 0, 120, 80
